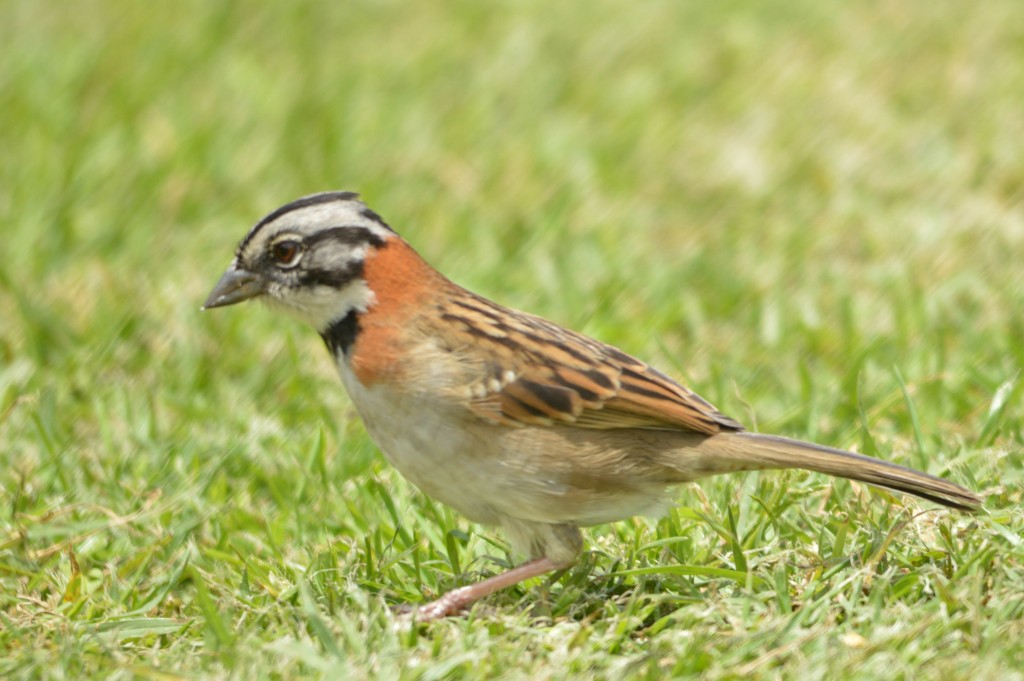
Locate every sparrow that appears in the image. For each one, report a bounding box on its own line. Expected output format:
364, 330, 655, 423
204, 191, 981, 620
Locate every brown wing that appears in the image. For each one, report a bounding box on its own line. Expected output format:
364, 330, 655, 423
435, 290, 744, 434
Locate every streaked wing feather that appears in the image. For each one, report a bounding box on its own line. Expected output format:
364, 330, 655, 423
438, 290, 743, 434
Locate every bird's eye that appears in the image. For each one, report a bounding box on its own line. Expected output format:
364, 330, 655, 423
271, 239, 302, 267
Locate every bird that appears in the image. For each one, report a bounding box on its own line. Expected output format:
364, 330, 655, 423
204, 191, 981, 620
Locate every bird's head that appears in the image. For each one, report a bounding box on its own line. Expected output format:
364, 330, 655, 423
203, 192, 396, 333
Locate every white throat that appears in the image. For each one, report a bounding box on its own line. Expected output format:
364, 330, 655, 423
264, 278, 377, 333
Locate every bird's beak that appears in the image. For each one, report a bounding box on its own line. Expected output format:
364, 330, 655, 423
203, 266, 266, 309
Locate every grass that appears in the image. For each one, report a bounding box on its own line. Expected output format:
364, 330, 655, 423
2, 0, 1023, 678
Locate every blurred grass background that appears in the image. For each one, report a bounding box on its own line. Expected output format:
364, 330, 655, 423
2, 0, 1023, 678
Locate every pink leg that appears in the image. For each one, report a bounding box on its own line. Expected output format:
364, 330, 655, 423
415, 556, 567, 621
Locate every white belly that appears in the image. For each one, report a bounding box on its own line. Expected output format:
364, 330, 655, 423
337, 362, 511, 524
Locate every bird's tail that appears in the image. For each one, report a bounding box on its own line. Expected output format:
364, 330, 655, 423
693, 432, 980, 511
